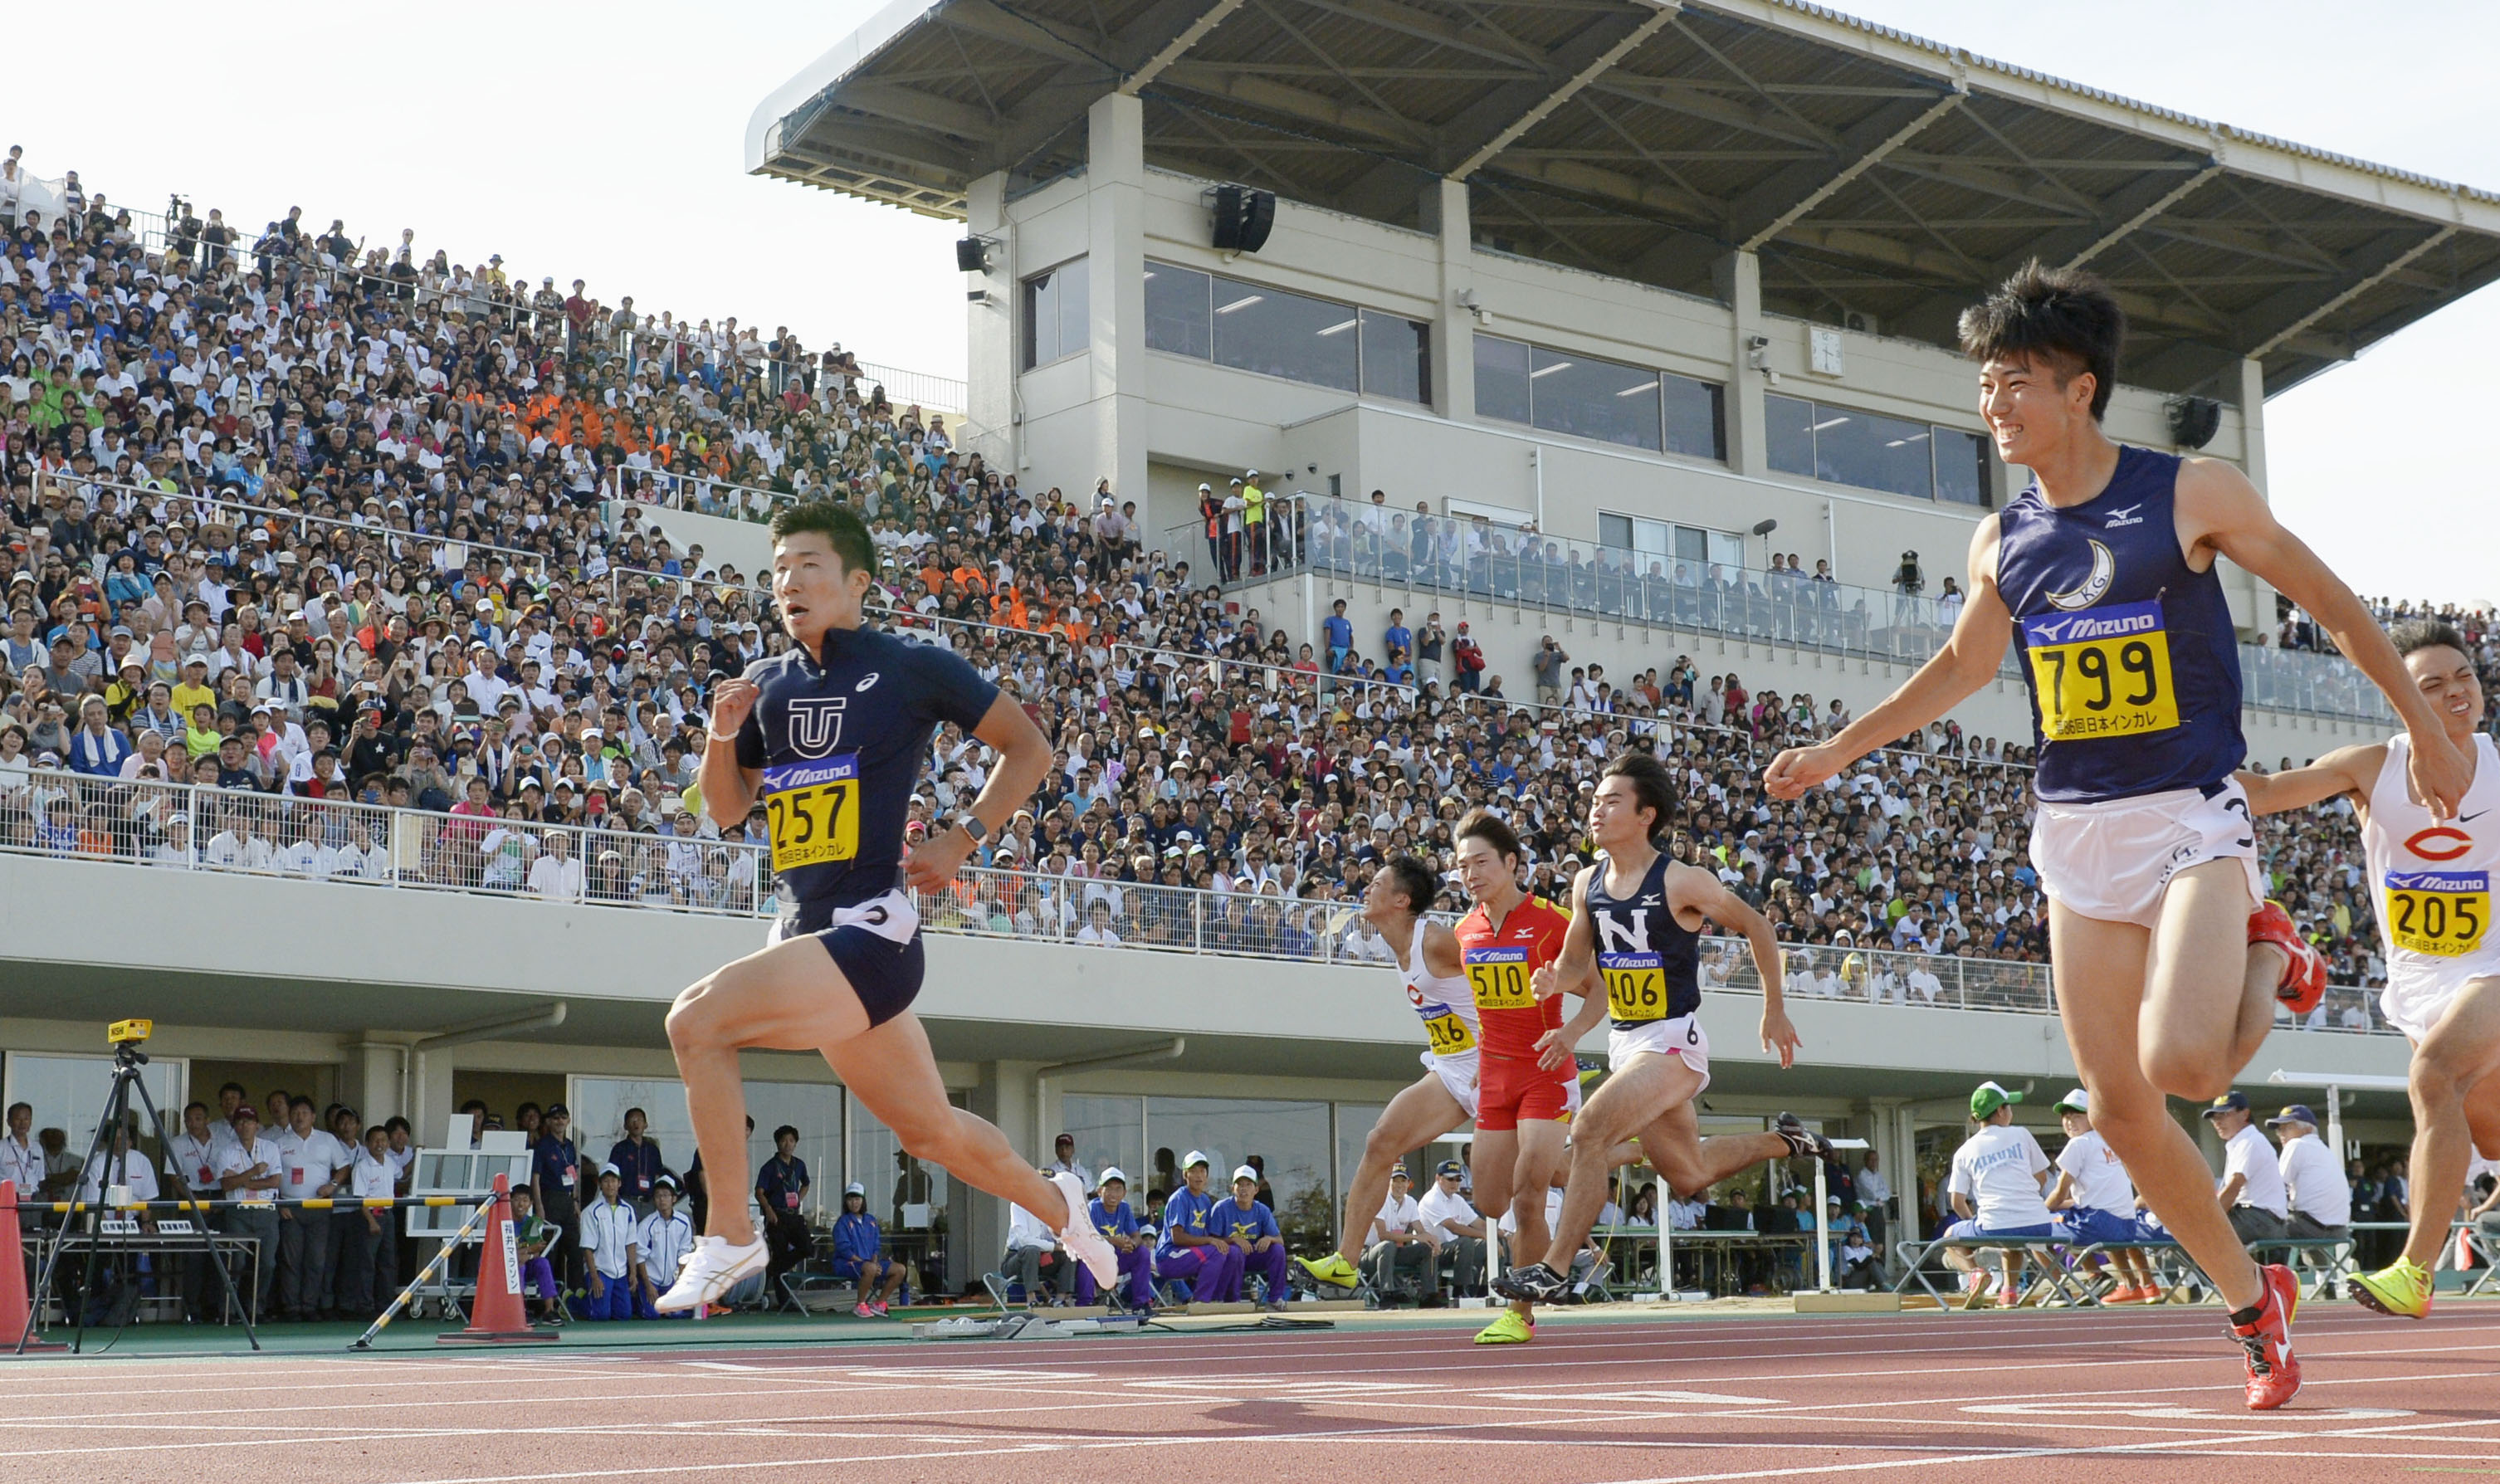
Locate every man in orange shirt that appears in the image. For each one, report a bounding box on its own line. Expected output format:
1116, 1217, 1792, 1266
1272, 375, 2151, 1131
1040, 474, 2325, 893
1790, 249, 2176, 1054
1451, 808, 1599, 1345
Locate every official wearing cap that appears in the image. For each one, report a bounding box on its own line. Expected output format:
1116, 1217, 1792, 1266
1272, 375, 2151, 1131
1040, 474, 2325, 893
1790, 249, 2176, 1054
2205, 1092, 2289, 1248
579, 1161, 640, 1321
2268, 1105, 2351, 1259
1416, 1159, 1488, 1297
1941, 1081, 2056, 1308
1362, 1162, 1433, 1297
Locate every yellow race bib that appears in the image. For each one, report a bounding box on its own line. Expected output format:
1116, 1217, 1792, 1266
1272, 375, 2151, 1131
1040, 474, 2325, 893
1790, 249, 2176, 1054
2021, 602, 2179, 740
1422, 1011, 1477, 1055
2385, 871, 2489, 958
1600, 951, 1667, 1022
1463, 945, 1533, 1011
763, 755, 861, 873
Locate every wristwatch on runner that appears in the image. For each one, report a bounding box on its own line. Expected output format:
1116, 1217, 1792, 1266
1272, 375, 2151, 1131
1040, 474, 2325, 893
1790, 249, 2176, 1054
954, 815, 990, 845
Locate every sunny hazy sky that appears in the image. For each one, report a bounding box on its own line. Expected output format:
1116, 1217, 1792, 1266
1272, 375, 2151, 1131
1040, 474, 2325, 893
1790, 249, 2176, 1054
17, 1, 2496, 604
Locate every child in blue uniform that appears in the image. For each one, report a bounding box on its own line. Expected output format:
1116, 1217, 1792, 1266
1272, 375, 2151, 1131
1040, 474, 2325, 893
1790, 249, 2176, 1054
830, 1181, 907, 1316
1213, 1166, 1290, 1309
1152, 1152, 1240, 1302
1072, 1169, 1153, 1311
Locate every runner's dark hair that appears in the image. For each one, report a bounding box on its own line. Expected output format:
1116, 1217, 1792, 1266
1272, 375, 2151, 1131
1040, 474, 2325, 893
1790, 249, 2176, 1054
2390, 618, 2469, 662
1599, 749, 1677, 839
769, 499, 876, 577
1456, 808, 1522, 868
1379, 854, 1439, 915
1957, 260, 2125, 421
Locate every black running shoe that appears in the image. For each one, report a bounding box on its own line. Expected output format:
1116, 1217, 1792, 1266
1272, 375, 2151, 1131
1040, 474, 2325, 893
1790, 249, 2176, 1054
1492, 1262, 1569, 1304
1774, 1111, 1833, 1159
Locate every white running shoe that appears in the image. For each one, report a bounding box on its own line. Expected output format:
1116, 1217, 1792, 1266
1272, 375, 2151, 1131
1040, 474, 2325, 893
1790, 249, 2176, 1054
654, 1235, 766, 1314
1052, 1170, 1118, 1286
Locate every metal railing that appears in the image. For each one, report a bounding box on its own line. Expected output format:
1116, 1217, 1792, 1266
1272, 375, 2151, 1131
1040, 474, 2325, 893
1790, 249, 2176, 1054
0, 768, 761, 915
0, 771, 2394, 1033
1180, 491, 2395, 724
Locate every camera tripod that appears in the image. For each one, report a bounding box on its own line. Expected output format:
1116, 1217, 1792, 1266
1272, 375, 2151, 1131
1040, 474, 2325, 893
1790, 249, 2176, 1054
15, 1034, 259, 1353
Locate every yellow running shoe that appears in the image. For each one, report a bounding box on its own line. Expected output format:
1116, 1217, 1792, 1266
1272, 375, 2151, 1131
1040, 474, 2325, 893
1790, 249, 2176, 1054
1474, 1308, 1535, 1345
1295, 1252, 1360, 1289
2351, 1257, 2432, 1320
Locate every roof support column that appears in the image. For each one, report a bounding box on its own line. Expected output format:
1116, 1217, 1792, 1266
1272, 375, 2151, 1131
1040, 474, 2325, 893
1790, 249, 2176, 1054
1086, 91, 1152, 527
2231, 355, 2275, 638
1425, 177, 1474, 423
965, 171, 1015, 476
1721, 248, 1767, 477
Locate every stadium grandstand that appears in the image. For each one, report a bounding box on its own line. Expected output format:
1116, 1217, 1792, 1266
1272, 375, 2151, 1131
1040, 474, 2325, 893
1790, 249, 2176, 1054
1, 1, 2496, 1378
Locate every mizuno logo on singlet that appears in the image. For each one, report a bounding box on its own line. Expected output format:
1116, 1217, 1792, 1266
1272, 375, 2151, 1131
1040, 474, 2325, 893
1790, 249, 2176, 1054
2026, 607, 2158, 645
2102, 504, 2145, 528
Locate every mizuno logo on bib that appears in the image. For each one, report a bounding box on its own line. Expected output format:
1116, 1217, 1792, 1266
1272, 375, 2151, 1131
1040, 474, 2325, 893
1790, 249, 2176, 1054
1600, 951, 1668, 1022
764, 754, 860, 872
1464, 945, 1532, 1010
2021, 600, 2179, 740
2385, 870, 2489, 957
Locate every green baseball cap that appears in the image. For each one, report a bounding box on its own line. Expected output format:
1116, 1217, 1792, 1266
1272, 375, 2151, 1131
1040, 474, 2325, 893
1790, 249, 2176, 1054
1970, 1081, 2023, 1120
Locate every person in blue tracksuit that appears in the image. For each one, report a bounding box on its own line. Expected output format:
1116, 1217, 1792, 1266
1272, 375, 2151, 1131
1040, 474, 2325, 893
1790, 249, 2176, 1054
1153, 1152, 1240, 1302
1072, 1169, 1153, 1310
577, 1164, 639, 1320
831, 1181, 908, 1316
1213, 1165, 1290, 1309
633, 1177, 697, 1320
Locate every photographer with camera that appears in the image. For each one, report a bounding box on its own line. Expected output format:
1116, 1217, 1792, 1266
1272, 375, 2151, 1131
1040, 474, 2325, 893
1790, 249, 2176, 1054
1891, 549, 1924, 627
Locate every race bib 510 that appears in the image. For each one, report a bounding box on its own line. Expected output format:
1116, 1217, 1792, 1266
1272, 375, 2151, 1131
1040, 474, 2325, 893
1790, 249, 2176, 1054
1464, 945, 1533, 1011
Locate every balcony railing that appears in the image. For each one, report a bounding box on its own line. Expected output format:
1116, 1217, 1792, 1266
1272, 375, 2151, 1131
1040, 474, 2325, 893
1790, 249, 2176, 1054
1175, 491, 2394, 724
0, 769, 2388, 1034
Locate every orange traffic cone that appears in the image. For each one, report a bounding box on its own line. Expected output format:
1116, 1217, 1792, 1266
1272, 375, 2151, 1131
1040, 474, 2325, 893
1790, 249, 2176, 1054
438, 1174, 559, 1345
0, 1181, 66, 1355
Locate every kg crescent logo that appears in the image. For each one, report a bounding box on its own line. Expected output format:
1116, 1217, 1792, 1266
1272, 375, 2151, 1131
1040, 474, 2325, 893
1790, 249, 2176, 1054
2044, 539, 2116, 611
2405, 825, 2473, 862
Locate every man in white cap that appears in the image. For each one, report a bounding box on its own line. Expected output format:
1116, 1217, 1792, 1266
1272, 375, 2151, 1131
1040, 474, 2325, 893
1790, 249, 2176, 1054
2043, 1087, 2162, 1303
1942, 1081, 2054, 1308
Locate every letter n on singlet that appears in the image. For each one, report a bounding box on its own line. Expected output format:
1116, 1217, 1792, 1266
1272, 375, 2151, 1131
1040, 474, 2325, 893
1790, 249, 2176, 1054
1594, 910, 1652, 956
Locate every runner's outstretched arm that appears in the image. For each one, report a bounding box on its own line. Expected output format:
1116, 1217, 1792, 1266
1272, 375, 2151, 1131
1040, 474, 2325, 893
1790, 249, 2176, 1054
1765, 516, 2012, 799
2233, 744, 2380, 818
2179, 460, 2470, 818
1677, 871, 1799, 1068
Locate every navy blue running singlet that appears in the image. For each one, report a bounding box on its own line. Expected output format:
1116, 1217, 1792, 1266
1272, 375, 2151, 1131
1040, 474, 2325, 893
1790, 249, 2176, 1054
1583, 852, 1702, 1028
1992, 445, 2244, 803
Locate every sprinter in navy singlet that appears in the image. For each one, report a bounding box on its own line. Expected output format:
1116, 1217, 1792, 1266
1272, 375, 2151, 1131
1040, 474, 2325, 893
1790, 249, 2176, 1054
654, 500, 1118, 1319
1763, 263, 2468, 1411
1492, 751, 1824, 1308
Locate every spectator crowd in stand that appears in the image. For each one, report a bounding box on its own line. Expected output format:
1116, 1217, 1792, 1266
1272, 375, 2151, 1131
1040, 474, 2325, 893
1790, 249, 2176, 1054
2, 169, 2493, 1033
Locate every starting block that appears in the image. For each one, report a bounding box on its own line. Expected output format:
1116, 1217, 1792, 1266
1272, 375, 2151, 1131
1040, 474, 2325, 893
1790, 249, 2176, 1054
915, 1312, 1147, 1340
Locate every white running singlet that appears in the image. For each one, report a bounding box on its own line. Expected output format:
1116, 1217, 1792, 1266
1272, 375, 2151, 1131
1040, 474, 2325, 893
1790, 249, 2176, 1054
2361, 732, 2500, 1040
1399, 918, 1482, 1113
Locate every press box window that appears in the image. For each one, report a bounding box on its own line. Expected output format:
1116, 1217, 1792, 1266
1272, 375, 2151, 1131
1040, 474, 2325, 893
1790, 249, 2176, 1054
1766, 393, 1990, 506
1022, 257, 1090, 370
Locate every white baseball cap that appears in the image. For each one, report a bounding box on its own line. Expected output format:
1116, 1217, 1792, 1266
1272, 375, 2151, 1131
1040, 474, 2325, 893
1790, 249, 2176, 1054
1231, 1164, 1259, 1184
2053, 1087, 2090, 1114
1181, 1150, 1209, 1170
1096, 1167, 1127, 1187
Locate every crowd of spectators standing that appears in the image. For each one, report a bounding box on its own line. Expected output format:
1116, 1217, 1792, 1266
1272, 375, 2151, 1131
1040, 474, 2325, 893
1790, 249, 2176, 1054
0, 163, 2493, 1028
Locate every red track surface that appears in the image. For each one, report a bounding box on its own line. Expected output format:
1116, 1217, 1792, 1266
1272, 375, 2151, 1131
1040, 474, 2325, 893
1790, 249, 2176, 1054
7, 1307, 2498, 1484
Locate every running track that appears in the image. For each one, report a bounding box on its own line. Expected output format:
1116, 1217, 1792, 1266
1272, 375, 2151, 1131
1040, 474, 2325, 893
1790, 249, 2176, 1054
7, 1307, 2498, 1484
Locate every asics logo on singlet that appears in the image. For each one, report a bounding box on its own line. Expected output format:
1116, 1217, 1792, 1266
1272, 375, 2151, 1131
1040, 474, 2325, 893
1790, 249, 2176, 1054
855, 672, 880, 692
1594, 910, 1653, 955
2102, 504, 2145, 528
784, 696, 847, 757
2043, 539, 2117, 611
2027, 608, 2157, 645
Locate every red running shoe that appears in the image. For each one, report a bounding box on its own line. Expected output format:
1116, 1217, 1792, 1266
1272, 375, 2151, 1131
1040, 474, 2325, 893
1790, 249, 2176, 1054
2249, 901, 2326, 1016
2231, 1262, 2302, 1410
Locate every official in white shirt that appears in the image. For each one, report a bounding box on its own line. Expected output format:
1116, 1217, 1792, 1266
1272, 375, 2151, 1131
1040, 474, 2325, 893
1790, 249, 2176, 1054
214, 1106, 284, 1320
1943, 1081, 2055, 1307
1361, 1163, 1433, 1293
272, 1100, 350, 1320
342, 1125, 399, 1319
1415, 1159, 1488, 1296
2268, 1105, 2351, 1240
164, 1102, 222, 1205
2205, 1092, 2290, 1247
1002, 1185, 1063, 1305
0, 1101, 42, 1199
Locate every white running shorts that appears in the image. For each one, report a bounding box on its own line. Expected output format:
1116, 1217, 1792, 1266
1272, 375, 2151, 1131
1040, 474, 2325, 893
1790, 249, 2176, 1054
2380, 961, 2500, 1043
1608, 1013, 1711, 1095
1420, 1049, 1482, 1120
2029, 780, 2266, 930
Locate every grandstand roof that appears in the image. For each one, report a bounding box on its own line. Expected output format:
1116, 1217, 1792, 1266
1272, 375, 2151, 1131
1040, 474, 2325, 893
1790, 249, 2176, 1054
747, 0, 2500, 398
